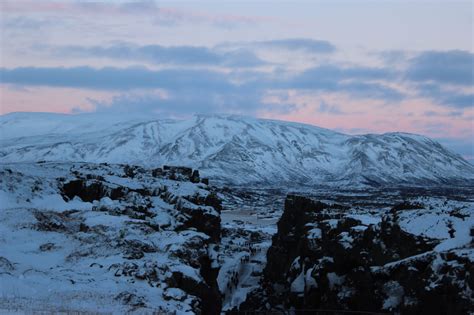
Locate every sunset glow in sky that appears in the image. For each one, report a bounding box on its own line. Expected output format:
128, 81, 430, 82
0, 0, 473, 160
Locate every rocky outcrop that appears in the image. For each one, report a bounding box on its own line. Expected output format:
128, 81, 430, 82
33, 210, 89, 233
61, 165, 211, 203
61, 179, 127, 202
238, 195, 473, 314
154, 165, 208, 184
1, 162, 223, 313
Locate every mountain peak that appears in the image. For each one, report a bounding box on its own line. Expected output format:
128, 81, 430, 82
1, 112, 472, 187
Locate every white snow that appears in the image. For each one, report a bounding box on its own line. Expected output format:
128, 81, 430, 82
290, 270, 305, 293
338, 232, 354, 249
347, 214, 381, 226
305, 268, 318, 289
1, 112, 472, 186
382, 281, 404, 310
396, 198, 473, 252
327, 272, 345, 290
307, 227, 322, 239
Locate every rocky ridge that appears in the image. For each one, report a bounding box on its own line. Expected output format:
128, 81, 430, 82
237, 195, 473, 314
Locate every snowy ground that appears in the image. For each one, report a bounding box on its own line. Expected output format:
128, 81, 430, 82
0, 162, 221, 314
0, 162, 472, 313
218, 210, 277, 311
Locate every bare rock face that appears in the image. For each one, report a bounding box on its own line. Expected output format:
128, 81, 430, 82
238, 195, 472, 314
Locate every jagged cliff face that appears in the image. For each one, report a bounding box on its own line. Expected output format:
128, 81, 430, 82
1, 113, 473, 187
239, 195, 473, 314
0, 162, 222, 313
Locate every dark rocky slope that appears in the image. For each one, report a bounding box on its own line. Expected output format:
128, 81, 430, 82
237, 195, 473, 314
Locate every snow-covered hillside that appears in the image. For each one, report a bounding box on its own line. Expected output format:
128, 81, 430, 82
1, 112, 472, 186
0, 162, 222, 313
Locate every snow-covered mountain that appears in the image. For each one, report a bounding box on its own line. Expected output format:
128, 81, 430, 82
1, 112, 473, 186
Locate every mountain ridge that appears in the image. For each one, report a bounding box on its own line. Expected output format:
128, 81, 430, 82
1, 112, 473, 187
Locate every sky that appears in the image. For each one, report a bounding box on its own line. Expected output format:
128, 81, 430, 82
0, 0, 473, 161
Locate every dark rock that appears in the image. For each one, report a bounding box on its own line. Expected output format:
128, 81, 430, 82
263, 195, 326, 282
115, 292, 146, 308
205, 192, 222, 212
180, 205, 221, 243
39, 243, 57, 251
167, 270, 221, 315
61, 180, 105, 202
191, 170, 200, 183
152, 168, 163, 177
124, 239, 157, 253
123, 248, 144, 260
61, 178, 128, 202
162, 166, 194, 181
122, 239, 156, 260
33, 210, 83, 233
0, 257, 14, 272
391, 201, 424, 212
239, 195, 470, 314
123, 165, 136, 178
79, 223, 89, 232
85, 174, 105, 181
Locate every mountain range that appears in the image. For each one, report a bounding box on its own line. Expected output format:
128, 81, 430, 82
1, 112, 473, 187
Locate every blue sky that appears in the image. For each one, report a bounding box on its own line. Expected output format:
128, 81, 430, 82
0, 0, 473, 160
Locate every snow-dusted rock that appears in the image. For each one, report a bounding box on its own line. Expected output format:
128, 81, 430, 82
0, 162, 222, 313
238, 195, 473, 313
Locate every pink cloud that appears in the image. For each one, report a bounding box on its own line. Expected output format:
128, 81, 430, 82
259, 91, 473, 140
0, 85, 115, 114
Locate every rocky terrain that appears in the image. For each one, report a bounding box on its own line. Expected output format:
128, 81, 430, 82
1, 112, 473, 187
237, 194, 474, 314
1, 161, 473, 314
0, 162, 222, 313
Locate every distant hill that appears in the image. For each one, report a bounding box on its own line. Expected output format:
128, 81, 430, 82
1, 112, 473, 187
